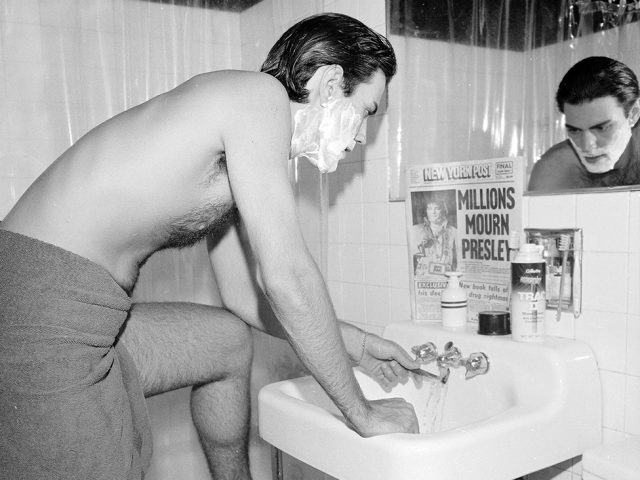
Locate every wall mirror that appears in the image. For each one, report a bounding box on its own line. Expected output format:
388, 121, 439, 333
386, 0, 640, 200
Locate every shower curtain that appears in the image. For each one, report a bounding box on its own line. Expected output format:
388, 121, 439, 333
387, 0, 640, 200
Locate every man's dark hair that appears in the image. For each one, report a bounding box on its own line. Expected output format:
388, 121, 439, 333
556, 56, 640, 115
260, 12, 397, 103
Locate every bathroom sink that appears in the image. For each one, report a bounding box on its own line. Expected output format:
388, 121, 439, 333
258, 322, 602, 480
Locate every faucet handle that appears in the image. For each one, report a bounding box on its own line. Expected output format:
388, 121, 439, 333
411, 342, 438, 363
438, 344, 463, 368
464, 352, 490, 379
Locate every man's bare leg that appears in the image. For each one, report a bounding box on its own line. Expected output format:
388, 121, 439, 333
119, 302, 253, 480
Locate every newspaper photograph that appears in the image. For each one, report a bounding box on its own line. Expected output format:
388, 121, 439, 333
406, 157, 524, 323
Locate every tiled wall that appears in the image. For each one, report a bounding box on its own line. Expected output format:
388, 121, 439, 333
527, 191, 640, 439
524, 190, 640, 479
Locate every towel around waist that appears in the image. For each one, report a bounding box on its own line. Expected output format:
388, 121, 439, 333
0, 230, 152, 478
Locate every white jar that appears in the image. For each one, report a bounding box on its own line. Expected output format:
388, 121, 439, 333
441, 272, 468, 328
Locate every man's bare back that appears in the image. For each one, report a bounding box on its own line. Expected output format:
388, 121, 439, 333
1, 70, 284, 291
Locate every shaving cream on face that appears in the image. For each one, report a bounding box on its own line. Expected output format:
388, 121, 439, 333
290, 98, 362, 173
570, 120, 632, 174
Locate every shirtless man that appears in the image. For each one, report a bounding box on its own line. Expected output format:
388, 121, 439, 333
528, 56, 640, 191
0, 13, 419, 480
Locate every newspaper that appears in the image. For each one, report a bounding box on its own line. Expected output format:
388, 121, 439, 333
406, 157, 524, 323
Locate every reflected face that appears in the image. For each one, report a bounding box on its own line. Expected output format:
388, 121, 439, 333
564, 96, 634, 174
291, 70, 386, 173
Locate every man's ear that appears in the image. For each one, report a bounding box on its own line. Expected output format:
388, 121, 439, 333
628, 99, 640, 126
319, 65, 344, 107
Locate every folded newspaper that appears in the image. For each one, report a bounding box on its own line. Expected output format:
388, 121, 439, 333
406, 157, 524, 323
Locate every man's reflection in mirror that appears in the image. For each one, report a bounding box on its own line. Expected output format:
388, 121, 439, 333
528, 56, 640, 191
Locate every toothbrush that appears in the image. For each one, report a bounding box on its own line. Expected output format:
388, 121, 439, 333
508, 230, 520, 260
556, 234, 571, 322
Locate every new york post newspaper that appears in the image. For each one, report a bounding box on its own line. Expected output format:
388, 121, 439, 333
406, 158, 524, 323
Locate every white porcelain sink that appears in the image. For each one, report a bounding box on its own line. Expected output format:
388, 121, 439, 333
258, 322, 602, 480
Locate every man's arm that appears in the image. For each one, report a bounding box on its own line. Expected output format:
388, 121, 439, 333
207, 222, 421, 388
215, 72, 416, 436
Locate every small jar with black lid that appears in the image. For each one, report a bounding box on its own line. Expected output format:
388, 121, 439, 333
478, 311, 511, 336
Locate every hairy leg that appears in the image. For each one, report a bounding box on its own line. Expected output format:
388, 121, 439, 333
119, 302, 253, 480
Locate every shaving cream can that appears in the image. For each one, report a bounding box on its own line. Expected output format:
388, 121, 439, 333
510, 243, 546, 342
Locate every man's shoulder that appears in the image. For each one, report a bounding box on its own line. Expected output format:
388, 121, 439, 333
153, 70, 290, 133
539, 139, 574, 161
181, 70, 287, 104
528, 140, 584, 191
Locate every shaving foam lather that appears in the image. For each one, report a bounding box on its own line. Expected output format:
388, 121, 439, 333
290, 98, 362, 173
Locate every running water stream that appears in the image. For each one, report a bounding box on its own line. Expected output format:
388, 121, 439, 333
419, 380, 449, 434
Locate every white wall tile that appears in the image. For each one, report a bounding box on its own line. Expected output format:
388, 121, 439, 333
341, 282, 366, 324
627, 315, 640, 376
630, 192, 640, 254
358, 0, 386, 29
389, 287, 411, 323
388, 201, 408, 245
341, 141, 363, 165
338, 203, 363, 243
362, 113, 388, 161
629, 254, 640, 315
389, 244, 410, 289
600, 370, 626, 431
577, 192, 630, 253
329, 0, 358, 20
327, 243, 341, 282
363, 202, 389, 244
362, 158, 389, 203
625, 375, 640, 435
363, 244, 390, 286
339, 243, 364, 283
581, 252, 628, 314
527, 194, 577, 229
330, 160, 363, 204
328, 206, 340, 243
365, 285, 390, 328
575, 311, 627, 373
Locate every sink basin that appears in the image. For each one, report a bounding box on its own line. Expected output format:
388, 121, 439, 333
258, 322, 602, 480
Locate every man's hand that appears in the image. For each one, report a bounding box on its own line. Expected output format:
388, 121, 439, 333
358, 332, 422, 391
347, 397, 419, 437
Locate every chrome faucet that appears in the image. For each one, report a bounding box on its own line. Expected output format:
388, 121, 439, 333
436, 341, 462, 383
411, 341, 490, 384
411, 342, 438, 363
